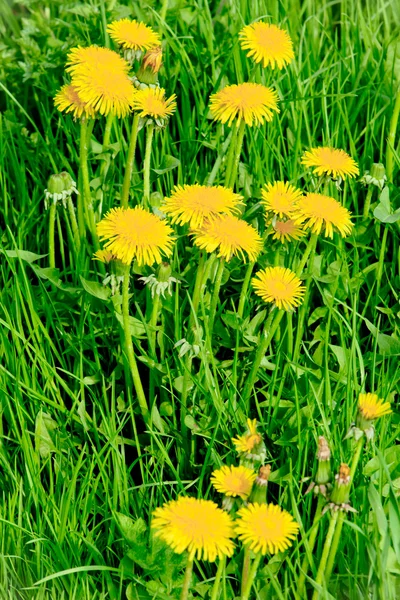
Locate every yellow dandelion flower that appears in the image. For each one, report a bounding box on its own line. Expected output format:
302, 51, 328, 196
152, 496, 235, 562
107, 19, 161, 51
301, 147, 359, 179
163, 184, 244, 228
272, 219, 305, 243
192, 215, 262, 262
293, 193, 353, 238
235, 503, 299, 555
54, 84, 96, 120
96, 206, 174, 266
252, 266, 305, 311
209, 82, 279, 127
239, 22, 294, 70
93, 249, 115, 263
66, 46, 130, 75
261, 181, 302, 219
358, 393, 392, 421
211, 465, 256, 500
131, 87, 176, 119
232, 419, 262, 454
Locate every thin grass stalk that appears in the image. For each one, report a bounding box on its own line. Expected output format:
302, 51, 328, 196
122, 264, 150, 423
237, 261, 255, 319
66, 196, 81, 252
298, 495, 325, 598
386, 87, 400, 182
143, 123, 155, 208
224, 126, 239, 187
121, 113, 140, 208
48, 203, 56, 269
100, 112, 114, 182
229, 120, 246, 189
208, 257, 225, 334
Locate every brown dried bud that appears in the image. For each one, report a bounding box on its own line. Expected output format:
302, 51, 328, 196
317, 436, 331, 462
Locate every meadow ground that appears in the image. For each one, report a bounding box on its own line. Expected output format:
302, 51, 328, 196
0, 0, 399, 599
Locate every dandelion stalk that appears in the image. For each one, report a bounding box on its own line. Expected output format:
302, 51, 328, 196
310, 511, 339, 600
224, 126, 238, 187
362, 186, 374, 219
229, 120, 246, 189
122, 264, 150, 423
237, 261, 255, 319
121, 113, 140, 208
149, 292, 161, 358
241, 553, 262, 600
80, 118, 100, 250
66, 196, 81, 252
180, 557, 194, 600
100, 112, 114, 181
241, 548, 251, 597
210, 556, 226, 600
143, 123, 155, 208
208, 257, 225, 334
298, 495, 325, 597
48, 203, 57, 269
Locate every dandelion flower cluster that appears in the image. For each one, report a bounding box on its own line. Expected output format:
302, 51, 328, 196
132, 87, 177, 120
107, 18, 161, 51
152, 496, 235, 561
293, 193, 353, 238
302, 147, 359, 180
210, 82, 279, 127
358, 393, 392, 421
252, 266, 305, 311
239, 22, 294, 70
163, 184, 243, 228
97, 206, 174, 266
235, 503, 299, 555
192, 215, 262, 262
211, 465, 256, 499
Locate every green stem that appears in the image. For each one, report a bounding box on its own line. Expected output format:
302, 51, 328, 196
100, 113, 114, 181
160, 0, 169, 21
362, 186, 374, 219
66, 196, 81, 252
121, 113, 140, 208
149, 292, 161, 358
241, 309, 285, 405
80, 119, 100, 250
180, 557, 194, 600
376, 225, 388, 297
293, 234, 318, 363
241, 553, 262, 600
296, 233, 318, 277
48, 203, 57, 269
206, 129, 233, 186
386, 87, 400, 182
122, 265, 150, 423
224, 126, 238, 187
237, 261, 255, 319
210, 556, 225, 600
298, 495, 325, 598
143, 123, 155, 208
324, 437, 365, 585
311, 511, 339, 600
208, 257, 225, 335
229, 120, 246, 189
241, 547, 251, 597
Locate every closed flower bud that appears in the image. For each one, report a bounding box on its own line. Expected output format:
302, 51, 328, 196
360, 163, 386, 190
324, 464, 356, 513
44, 171, 78, 209
249, 465, 271, 504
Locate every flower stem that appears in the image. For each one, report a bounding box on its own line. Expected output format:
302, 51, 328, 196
180, 557, 194, 600
143, 123, 155, 208
376, 225, 388, 298
121, 113, 140, 208
100, 112, 114, 181
208, 257, 225, 335
149, 292, 161, 358
362, 186, 374, 219
122, 264, 150, 423
48, 203, 57, 269
237, 261, 255, 319
224, 126, 238, 187
241, 547, 251, 597
386, 86, 400, 183
229, 120, 246, 189
324, 436, 365, 584
241, 309, 285, 405
210, 556, 226, 600
66, 196, 81, 252
298, 495, 325, 598
241, 552, 262, 600
311, 511, 339, 600
296, 233, 318, 277
80, 118, 100, 251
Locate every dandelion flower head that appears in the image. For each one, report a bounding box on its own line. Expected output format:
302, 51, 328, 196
252, 266, 305, 311
302, 147, 359, 180
232, 419, 262, 454
96, 206, 174, 266
66, 46, 130, 75
211, 465, 256, 500
163, 184, 243, 228
132, 87, 176, 119
192, 215, 263, 262
358, 393, 392, 421
261, 181, 303, 219
293, 193, 353, 238
107, 18, 161, 51
152, 496, 235, 561
235, 503, 299, 555
272, 219, 305, 243
54, 84, 96, 120
93, 249, 115, 264
210, 82, 279, 127
239, 22, 294, 70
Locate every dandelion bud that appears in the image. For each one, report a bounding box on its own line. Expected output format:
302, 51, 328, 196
156, 262, 172, 283
329, 464, 352, 508
142, 46, 162, 74
44, 171, 78, 209
134, 47, 162, 87
305, 436, 332, 497
360, 163, 386, 190
249, 464, 271, 504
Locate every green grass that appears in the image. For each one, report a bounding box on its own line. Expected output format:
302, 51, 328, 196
0, 0, 399, 598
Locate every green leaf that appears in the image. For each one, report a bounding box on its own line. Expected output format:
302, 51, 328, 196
377, 333, 400, 355
2, 249, 47, 263
35, 411, 58, 457
115, 513, 147, 546
126, 583, 152, 600
153, 155, 180, 175
374, 186, 400, 223
114, 312, 147, 338
80, 276, 111, 301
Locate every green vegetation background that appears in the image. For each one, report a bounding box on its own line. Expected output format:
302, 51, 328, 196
0, 0, 399, 599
